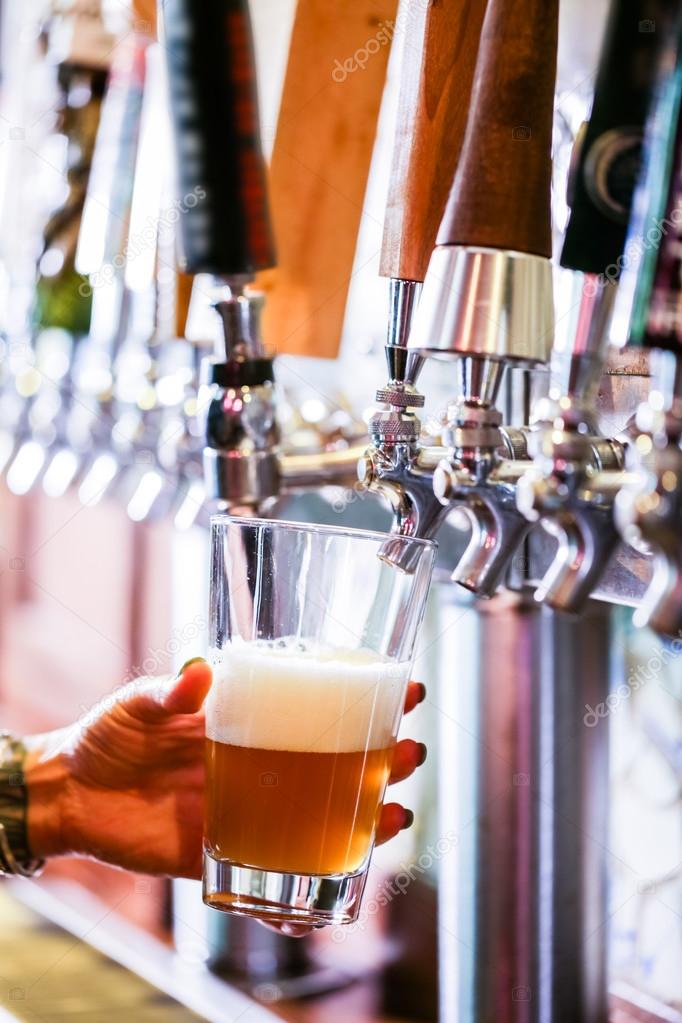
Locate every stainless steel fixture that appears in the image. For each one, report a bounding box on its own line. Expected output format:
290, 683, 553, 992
516, 0, 680, 617
438, 591, 611, 1023
610, 12, 682, 636
364, 0, 556, 590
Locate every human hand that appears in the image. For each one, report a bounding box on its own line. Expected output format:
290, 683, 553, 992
26, 662, 427, 890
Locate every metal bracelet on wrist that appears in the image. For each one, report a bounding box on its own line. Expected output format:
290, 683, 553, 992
0, 731, 45, 878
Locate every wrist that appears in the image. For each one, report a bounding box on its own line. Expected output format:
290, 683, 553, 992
24, 732, 75, 860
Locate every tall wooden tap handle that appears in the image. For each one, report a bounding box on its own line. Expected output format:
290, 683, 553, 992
437, 0, 558, 258
380, 0, 488, 282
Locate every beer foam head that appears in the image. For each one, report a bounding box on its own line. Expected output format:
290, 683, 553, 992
206, 639, 409, 753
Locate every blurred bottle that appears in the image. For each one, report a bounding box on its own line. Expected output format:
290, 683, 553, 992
1, 0, 114, 495
32, 2, 112, 337
46, 15, 154, 503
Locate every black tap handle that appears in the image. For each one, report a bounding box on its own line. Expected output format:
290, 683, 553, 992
561, 0, 679, 276
159, 0, 275, 276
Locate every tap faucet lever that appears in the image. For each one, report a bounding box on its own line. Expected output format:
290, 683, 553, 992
617, 434, 682, 636
616, 357, 682, 636
520, 482, 622, 612
433, 404, 533, 597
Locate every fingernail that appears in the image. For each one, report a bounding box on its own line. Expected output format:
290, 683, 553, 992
177, 656, 206, 677
416, 742, 427, 766
416, 682, 427, 704
401, 809, 414, 830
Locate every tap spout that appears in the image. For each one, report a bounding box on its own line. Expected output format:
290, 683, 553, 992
636, 548, 682, 636
359, 445, 448, 572
616, 415, 682, 637
532, 506, 621, 614
517, 463, 630, 614
435, 458, 531, 596
452, 495, 531, 598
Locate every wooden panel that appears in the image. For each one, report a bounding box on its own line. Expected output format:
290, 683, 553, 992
256, 0, 398, 358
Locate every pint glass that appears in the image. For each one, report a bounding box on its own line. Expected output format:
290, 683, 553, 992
203, 516, 435, 926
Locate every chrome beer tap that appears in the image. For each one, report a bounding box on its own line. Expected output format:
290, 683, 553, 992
381, 0, 558, 588
378, 0, 487, 401
612, 21, 682, 635
617, 356, 682, 635
516, 0, 677, 614
200, 281, 280, 510
160, 0, 376, 514
359, 0, 489, 569
160, 0, 281, 513
515, 282, 628, 611
357, 281, 448, 571
429, 365, 535, 597
191, 0, 487, 520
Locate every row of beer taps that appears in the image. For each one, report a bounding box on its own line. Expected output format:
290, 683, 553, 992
0, 2, 363, 529
2, 0, 682, 639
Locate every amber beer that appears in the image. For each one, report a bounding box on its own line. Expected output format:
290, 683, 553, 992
204, 639, 409, 881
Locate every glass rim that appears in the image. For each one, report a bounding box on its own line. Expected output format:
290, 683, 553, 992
210, 514, 438, 551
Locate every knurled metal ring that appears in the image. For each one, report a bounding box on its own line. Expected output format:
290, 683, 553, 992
369, 411, 419, 440
444, 426, 503, 449
375, 387, 425, 409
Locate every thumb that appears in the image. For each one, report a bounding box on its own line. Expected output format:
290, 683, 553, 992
163, 658, 213, 714
124, 658, 213, 723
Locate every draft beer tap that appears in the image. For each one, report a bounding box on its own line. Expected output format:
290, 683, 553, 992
515, 0, 675, 613
161, 0, 383, 513
378, 0, 487, 388
401, 0, 557, 589
360, 0, 489, 569
160, 0, 279, 512
613, 23, 682, 635
617, 356, 682, 635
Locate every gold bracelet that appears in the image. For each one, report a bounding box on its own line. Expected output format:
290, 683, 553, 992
0, 731, 45, 878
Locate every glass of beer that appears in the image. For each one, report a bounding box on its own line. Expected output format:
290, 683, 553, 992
203, 516, 435, 927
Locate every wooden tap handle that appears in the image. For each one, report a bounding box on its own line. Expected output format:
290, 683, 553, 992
380, 0, 488, 282
437, 0, 558, 257
256, 0, 397, 358
175, 271, 194, 339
